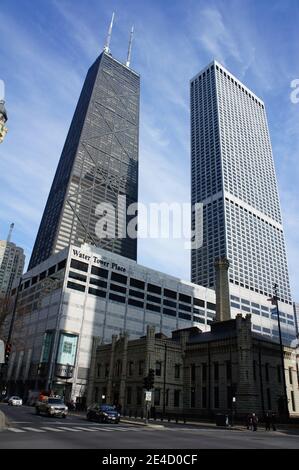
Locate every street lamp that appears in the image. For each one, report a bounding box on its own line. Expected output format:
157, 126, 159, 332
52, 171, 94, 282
268, 283, 289, 420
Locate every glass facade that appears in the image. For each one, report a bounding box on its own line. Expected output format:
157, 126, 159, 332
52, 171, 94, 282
29, 51, 140, 269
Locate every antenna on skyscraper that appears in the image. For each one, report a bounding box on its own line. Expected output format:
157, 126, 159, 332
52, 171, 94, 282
126, 26, 134, 68
104, 12, 115, 53
7, 223, 14, 243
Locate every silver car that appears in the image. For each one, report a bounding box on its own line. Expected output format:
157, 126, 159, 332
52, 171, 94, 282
36, 397, 68, 418
8, 396, 22, 406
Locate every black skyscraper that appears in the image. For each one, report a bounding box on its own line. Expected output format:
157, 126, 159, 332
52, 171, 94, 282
29, 44, 140, 269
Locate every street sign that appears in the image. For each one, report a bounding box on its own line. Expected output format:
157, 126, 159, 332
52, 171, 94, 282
145, 391, 152, 401
0, 340, 4, 363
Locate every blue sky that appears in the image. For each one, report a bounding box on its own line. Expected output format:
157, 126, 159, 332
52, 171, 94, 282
0, 0, 299, 298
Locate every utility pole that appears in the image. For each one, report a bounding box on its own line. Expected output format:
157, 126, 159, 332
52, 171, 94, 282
162, 343, 167, 417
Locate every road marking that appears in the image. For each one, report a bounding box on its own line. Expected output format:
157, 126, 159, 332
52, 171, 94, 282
114, 427, 134, 431
40, 427, 64, 432
57, 427, 81, 432
90, 427, 114, 432
7, 427, 26, 433
72, 426, 98, 432
22, 427, 46, 433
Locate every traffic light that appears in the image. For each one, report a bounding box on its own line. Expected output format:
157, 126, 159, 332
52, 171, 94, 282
143, 375, 149, 390
148, 368, 155, 389
5, 343, 11, 364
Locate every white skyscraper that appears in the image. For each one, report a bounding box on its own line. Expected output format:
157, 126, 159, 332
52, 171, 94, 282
190, 60, 295, 343
0, 224, 25, 298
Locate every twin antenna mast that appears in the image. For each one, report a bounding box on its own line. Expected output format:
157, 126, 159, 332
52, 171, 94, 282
103, 12, 134, 68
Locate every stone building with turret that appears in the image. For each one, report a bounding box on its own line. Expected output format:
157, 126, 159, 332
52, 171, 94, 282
87, 258, 299, 419
88, 320, 299, 419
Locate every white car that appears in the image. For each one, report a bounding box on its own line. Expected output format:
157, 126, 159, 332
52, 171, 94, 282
8, 396, 22, 406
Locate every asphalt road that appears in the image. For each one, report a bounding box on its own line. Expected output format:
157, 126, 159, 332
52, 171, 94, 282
1, 404, 299, 449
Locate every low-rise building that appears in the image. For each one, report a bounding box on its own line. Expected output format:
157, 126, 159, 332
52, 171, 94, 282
88, 317, 299, 419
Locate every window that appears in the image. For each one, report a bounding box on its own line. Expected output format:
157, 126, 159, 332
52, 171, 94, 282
69, 271, 87, 283
267, 388, 272, 410
48, 265, 56, 276
70, 259, 88, 272
207, 302, 216, 311
154, 389, 161, 406
109, 293, 126, 303
179, 293, 191, 304
148, 283, 161, 295
202, 387, 207, 408
160, 388, 167, 407
147, 294, 160, 304
105, 364, 109, 378
111, 272, 127, 285
214, 387, 219, 408
126, 387, 132, 405
128, 361, 134, 376
89, 278, 107, 288
174, 364, 181, 379
97, 364, 101, 378
291, 391, 296, 412
130, 278, 145, 289
164, 288, 176, 299
156, 361, 162, 376
179, 313, 191, 321
191, 364, 196, 382
202, 363, 207, 381
129, 289, 144, 299
138, 361, 144, 376
174, 390, 180, 407
39, 271, 47, 281
227, 386, 232, 409
214, 362, 219, 381
265, 363, 269, 382
67, 281, 85, 292
91, 266, 108, 278
163, 299, 176, 308
194, 298, 204, 307
110, 283, 126, 294
58, 259, 66, 271
163, 308, 176, 317
289, 367, 293, 385
226, 360, 232, 380
191, 388, 195, 408
88, 287, 106, 298
116, 360, 122, 376
128, 298, 143, 308
147, 304, 160, 313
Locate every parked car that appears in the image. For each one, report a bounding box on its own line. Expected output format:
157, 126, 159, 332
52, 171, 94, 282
36, 396, 68, 418
87, 404, 120, 423
8, 396, 23, 406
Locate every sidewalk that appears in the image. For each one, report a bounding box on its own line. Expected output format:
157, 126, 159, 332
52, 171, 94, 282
69, 410, 299, 434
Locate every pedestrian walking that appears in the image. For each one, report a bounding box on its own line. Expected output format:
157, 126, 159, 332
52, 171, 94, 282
264, 412, 271, 431
252, 413, 258, 431
271, 412, 277, 431
246, 413, 253, 430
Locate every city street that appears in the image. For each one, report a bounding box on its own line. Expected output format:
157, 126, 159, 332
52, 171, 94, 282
1, 404, 299, 449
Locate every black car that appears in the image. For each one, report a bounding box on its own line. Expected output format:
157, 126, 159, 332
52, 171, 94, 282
86, 404, 120, 423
